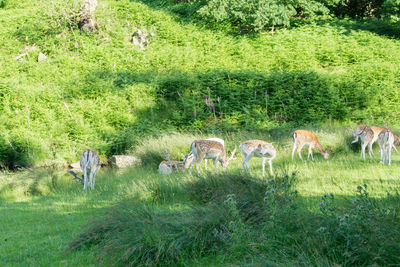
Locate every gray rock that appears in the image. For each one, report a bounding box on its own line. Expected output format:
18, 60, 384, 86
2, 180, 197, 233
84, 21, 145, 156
132, 30, 149, 49
38, 52, 46, 62
110, 155, 141, 168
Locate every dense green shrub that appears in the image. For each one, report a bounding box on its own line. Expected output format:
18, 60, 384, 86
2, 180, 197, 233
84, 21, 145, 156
198, 0, 330, 31
156, 70, 350, 128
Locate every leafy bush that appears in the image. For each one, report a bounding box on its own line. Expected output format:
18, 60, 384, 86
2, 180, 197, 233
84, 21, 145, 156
317, 185, 400, 265
157, 70, 350, 128
0, 0, 6, 8
198, 0, 330, 31
69, 203, 237, 266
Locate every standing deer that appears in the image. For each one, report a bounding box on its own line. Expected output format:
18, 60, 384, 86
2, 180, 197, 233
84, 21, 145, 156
352, 125, 399, 158
378, 129, 395, 165
186, 140, 236, 175
292, 130, 331, 161
351, 125, 374, 160
204, 138, 224, 169
158, 150, 194, 174
239, 140, 276, 176
80, 150, 101, 190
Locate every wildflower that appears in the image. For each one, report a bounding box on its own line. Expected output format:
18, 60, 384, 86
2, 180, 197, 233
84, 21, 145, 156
217, 97, 220, 103
265, 91, 268, 97
284, 174, 289, 178
330, 193, 334, 197
357, 185, 362, 191
282, 103, 284, 108
322, 193, 328, 200
254, 91, 257, 97
292, 171, 296, 176
329, 114, 331, 121
212, 104, 215, 110
177, 91, 181, 97
194, 109, 196, 117
227, 74, 230, 79
352, 197, 359, 204
293, 189, 298, 194
316, 227, 326, 233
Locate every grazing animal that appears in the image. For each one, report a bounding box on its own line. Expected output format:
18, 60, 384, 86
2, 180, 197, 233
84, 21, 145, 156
352, 125, 399, 158
158, 150, 194, 174
80, 150, 101, 190
186, 140, 236, 175
378, 129, 395, 165
292, 130, 331, 161
239, 140, 276, 176
351, 125, 374, 160
204, 138, 225, 169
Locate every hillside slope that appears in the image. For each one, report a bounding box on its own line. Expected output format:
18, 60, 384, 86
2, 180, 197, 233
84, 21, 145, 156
1, 0, 400, 167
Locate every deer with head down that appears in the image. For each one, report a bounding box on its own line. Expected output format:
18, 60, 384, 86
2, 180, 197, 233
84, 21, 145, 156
292, 130, 332, 161
239, 140, 276, 176
186, 140, 236, 175
68, 150, 100, 190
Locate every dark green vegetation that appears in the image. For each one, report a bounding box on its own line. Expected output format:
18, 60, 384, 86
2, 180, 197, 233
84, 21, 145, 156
1, 0, 400, 168
1, 0, 400, 266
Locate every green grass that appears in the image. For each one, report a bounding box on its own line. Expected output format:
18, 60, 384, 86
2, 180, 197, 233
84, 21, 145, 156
1, 0, 400, 167
1, 128, 400, 266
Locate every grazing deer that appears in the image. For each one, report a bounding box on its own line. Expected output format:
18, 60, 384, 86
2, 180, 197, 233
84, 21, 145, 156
351, 125, 374, 160
239, 140, 276, 176
80, 150, 101, 190
292, 130, 331, 161
378, 129, 395, 165
158, 150, 194, 174
186, 140, 236, 175
352, 125, 399, 157
204, 138, 225, 169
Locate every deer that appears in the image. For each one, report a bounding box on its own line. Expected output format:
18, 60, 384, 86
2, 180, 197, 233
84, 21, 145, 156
68, 150, 100, 190
239, 140, 276, 176
204, 138, 224, 169
158, 150, 194, 174
378, 129, 395, 165
292, 130, 332, 161
186, 140, 236, 175
350, 125, 374, 160
352, 125, 399, 158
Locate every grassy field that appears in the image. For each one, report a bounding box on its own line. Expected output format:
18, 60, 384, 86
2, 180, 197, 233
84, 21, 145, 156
1, 128, 400, 266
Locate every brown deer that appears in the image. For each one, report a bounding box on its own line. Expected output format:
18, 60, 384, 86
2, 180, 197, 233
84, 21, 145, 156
186, 140, 236, 175
292, 130, 331, 161
351, 125, 374, 160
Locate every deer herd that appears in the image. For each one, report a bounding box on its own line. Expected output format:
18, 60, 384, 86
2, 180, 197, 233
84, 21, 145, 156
158, 125, 400, 176
70, 125, 399, 190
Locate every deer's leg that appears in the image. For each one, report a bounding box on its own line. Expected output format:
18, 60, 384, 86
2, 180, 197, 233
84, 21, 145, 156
361, 141, 368, 160
92, 165, 100, 189
261, 157, 266, 177
268, 159, 273, 176
213, 158, 218, 173
242, 155, 252, 175
83, 164, 89, 190
379, 142, 384, 164
388, 145, 392, 165
368, 141, 373, 158
205, 159, 207, 170
297, 144, 304, 161
307, 145, 314, 161
291, 142, 297, 160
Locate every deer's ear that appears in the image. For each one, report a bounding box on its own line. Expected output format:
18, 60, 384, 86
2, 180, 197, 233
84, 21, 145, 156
258, 144, 262, 148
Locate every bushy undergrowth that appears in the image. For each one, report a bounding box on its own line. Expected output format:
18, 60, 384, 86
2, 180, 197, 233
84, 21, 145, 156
1, 0, 400, 168
70, 172, 400, 266
68, 202, 237, 266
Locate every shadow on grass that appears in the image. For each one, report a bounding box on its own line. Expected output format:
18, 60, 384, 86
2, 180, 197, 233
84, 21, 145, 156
68, 172, 400, 266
